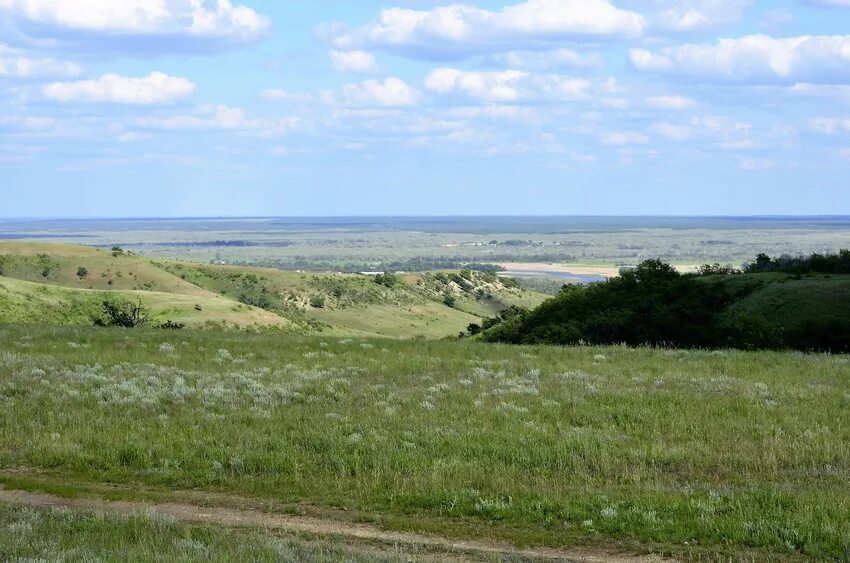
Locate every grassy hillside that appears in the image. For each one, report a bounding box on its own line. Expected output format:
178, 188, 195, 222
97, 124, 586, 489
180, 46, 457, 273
0, 276, 293, 329
716, 273, 850, 326
1, 326, 848, 560
0, 242, 545, 337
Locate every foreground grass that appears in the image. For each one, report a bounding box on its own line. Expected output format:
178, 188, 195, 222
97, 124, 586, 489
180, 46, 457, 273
0, 501, 425, 562
1, 326, 848, 559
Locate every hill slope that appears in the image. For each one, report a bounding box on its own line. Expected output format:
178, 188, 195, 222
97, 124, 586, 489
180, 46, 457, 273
0, 242, 546, 337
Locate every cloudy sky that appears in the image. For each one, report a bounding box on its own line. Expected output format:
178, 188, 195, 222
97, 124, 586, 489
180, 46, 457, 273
2, 0, 850, 217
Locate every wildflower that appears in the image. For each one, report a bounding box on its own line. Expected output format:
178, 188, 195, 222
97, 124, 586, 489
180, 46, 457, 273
593, 354, 607, 362
347, 432, 363, 444
601, 506, 618, 519
158, 343, 175, 353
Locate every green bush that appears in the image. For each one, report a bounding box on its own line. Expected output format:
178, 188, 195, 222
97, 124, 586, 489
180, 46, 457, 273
482, 258, 850, 352
92, 298, 150, 328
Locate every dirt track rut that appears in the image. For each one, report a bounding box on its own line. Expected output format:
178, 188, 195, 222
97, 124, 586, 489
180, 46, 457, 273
0, 487, 672, 562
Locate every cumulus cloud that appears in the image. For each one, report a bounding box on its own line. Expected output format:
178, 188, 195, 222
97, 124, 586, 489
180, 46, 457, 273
331, 50, 379, 74
0, 45, 81, 78
338, 77, 419, 107
424, 67, 601, 102
489, 48, 605, 70
0, 0, 270, 46
322, 0, 645, 60
645, 95, 697, 109
262, 78, 419, 107
650, 0, 752, 32
630, 34, 850, 83
810, 117, 850, 134
425, 68, 529, 101
136, 104, 300, 135
600, 131, 649, 145
43, 72, 195, 104
738, 157, 775, 170
650, 121, 691, 140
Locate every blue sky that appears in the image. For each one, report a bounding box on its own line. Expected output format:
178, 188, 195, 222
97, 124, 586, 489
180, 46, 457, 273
2, 0, 850, 217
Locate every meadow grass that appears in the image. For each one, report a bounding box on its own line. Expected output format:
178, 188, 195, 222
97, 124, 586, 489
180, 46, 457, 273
0, 501, 426, 562
0, 325, 848, 559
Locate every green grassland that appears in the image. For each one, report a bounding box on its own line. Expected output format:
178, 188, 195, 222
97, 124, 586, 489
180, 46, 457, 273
0, 242, 546, 337
1, 326, 848, 560
0, 502, 422, 562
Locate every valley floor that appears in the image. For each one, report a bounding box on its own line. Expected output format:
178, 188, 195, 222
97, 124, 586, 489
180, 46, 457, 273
1, 326, 848, 561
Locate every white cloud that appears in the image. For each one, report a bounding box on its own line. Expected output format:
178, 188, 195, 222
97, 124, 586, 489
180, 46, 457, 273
490, 48, 604, 70
645, 95, 697, 109
0, 115, 55, 129
339, 78, 419, 107
44, 72, 195, 104
652, 0, 752, 32
263, 79, 419, 108
630, 35, 850, 83
600, 131, 649, 145
570, 151, 597, 162
323, 0, 645, 60
0, 46, 81, 78
810, 117, 850, 134
425, 68, 528, 101
807, 0, 850, 7
445, 105, 539, 122
117, 132, 148, 142
0, 0, 269, 42
260, 89, 319, 104
650, 121, 691, 140
331, 50, 379, 74
136, 105, 300, 135
739, 157, 774, 170
424, 68, 596, 102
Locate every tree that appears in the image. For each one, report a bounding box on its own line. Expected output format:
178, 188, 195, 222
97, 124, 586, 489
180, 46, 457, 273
76, 266, 89, 279
443, 293, 456, 308
374, 272, 399, 288
310, 295, 326, 308
92, 297, 150, 328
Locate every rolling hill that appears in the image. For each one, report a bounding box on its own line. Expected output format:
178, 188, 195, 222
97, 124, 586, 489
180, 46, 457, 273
0, 242, 547, 337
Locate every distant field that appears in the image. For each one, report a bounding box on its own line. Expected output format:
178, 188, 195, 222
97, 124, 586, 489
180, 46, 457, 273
0, 326, 847, 560
1, 217, 848, 276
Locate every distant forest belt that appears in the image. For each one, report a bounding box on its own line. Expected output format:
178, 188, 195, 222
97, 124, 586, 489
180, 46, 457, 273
497, 263, 700, 277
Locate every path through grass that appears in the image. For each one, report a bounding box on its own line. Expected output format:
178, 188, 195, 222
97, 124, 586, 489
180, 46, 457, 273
1, 326, 848, 560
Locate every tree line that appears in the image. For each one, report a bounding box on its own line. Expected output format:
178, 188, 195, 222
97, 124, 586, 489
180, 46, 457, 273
474, 253, 850, 353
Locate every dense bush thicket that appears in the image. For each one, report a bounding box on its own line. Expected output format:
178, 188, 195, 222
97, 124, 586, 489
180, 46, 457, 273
744, 249, 850, 274
481, 258, 850, 352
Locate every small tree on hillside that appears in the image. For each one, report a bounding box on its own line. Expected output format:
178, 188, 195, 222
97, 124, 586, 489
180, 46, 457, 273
92, 297, 150, 328
77, 266, 89, 279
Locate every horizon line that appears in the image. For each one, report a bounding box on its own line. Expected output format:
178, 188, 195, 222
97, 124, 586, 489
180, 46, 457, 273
3, 214, 850, 221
